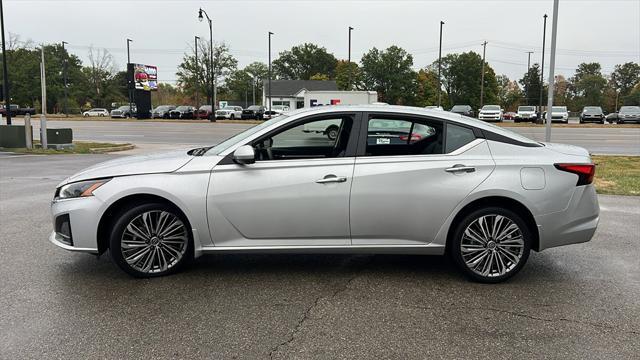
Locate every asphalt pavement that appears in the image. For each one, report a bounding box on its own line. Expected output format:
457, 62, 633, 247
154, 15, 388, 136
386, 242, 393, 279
1, 153, 639, 359
9, 118, 640, 155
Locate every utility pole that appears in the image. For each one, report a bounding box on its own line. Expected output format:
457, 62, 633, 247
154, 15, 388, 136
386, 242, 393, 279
194, 36, 200, 110
62, 41, 68, 117
198, 8, 215, 115
526, 51, 533, 70
545, 1, 559, 142
252, 76, 256, 105
268, 31, 273, 114
126, 38, 133, 118
1, 0, 12, 125
40, 45, 48, 149
480, 41, 487, 108
348, 26, 353, 90
538, 14, 547, 123
438, 21, 444, 108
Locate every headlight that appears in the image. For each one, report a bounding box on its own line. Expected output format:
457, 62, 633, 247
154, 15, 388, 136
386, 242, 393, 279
56, 179, 110, 200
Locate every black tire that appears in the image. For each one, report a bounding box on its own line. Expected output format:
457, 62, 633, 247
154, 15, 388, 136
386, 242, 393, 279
618, 120, 624, 125
84, 113, 89, 117
230, 114, 235, 120
450, 207, 531, 283
109, 202, 193, 278
326, 125, 340, 141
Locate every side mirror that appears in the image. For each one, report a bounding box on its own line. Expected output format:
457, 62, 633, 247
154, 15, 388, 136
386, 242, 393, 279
233, 145, 255, 165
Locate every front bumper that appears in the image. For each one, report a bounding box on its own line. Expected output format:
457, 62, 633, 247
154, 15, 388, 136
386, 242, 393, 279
536, 185, 599, 251
479, 114, 501, 121
49, 196, 104, 253
215, 113, 232, 119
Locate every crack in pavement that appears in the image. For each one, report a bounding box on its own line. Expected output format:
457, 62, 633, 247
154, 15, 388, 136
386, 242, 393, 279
268, 256, 372, 359
407, 303, 640, 336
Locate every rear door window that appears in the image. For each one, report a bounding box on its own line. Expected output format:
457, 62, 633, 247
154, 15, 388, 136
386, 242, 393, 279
445, 124, 476, 153
365, 117, 443, 156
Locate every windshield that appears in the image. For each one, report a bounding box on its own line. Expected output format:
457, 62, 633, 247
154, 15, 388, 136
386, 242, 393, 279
176, 106, 189, 111
248, 106, 262, 110
518, 106, 535, 112
208, 114, 289, 155
199, 105, 211, 111
552, 106, 567, 112
221, 107, 235, 110
482, 105, 500, 111
451, 105, 469, 111
117, 106, 130, 110
584, 106, 602, 113
620, 106, 640, 113
155, 106, 170, 111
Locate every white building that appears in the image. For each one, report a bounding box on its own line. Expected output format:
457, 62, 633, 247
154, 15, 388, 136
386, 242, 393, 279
263, 80, 378, 110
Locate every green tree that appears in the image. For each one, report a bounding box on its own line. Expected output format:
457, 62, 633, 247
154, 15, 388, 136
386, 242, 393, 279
571, 62, 607, 108
439, 51, 499, 110
273, 43, 337, 80
519, 64, 544, 106
611, 62, 640, 96
225, 69, 254, 105
360, 46, 417, 105
496, 75, 522, 111
335, 60, 361, 90
414, 69, 442, 107
623, 83, 640, 106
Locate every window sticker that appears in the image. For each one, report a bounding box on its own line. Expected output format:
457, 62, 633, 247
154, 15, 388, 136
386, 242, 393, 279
376, 138, 391, 145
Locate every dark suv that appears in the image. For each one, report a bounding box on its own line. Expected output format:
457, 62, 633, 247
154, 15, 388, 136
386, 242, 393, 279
450, 105, 474, 118
580, 106, 605, 124
169, 106, 197, 119
241, 105, 265, 120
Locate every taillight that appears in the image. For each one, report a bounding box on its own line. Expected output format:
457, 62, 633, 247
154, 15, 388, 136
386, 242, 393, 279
554, 163, 595, 186
399, 133, 422, 142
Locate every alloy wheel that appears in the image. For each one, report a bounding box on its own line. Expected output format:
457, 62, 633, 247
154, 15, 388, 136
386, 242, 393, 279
460, 214, 524, 278
120, 210, 189, 274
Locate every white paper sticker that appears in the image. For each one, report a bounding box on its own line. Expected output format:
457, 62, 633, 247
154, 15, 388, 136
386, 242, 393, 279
376, 138, 391, 145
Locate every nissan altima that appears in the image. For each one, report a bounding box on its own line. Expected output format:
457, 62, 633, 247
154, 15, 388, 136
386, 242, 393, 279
50, 105, 599, 283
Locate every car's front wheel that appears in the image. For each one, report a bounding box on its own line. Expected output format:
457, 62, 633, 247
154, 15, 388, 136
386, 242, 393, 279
451, 207, 531, 283
109, 203, 193, 278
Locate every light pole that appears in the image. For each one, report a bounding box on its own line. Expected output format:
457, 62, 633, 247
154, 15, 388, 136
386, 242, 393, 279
545, 1, 559, 142
538, 14, 547, 123
62, 41, 68, 117
348, 26, 354, 90
1, 0, 12, 125
526, 51, 533, 70
480, 41, 487, 108
268, 31, 273, 114
126, 38, 133, 117
252, 76, 256, 105
198, 8, 215, 116
194, 35, 200, 110
438, 20, 444, 108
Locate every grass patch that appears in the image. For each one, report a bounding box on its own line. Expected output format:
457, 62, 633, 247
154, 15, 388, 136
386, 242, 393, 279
1, 141, 131, 154
592, 155, 640, 196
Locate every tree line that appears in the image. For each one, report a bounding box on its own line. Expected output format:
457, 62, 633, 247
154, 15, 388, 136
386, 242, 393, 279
1, 35, 639, 113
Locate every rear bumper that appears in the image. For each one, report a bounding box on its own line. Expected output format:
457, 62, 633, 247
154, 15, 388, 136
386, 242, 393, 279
536, 185, 599, 251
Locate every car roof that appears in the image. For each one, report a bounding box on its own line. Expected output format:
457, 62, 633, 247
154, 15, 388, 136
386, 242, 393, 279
282, 105, 539, 145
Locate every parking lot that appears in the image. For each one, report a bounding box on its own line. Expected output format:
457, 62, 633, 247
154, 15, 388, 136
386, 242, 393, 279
1, 149, 639, 359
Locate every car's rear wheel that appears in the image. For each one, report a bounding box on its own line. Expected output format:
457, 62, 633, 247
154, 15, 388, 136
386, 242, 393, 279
451, 207, 531, 283
326, 125, 339, 141
109, 203, 193, 278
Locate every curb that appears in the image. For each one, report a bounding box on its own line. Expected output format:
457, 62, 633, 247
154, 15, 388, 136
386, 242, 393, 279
89, 144, 135, 153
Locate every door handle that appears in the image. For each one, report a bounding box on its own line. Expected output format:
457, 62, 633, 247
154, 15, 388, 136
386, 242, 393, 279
445, 164, 476, 173
316, 175, 348, 184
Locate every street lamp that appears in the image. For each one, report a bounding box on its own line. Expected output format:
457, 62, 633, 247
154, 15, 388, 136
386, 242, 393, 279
198, 8, 215, 118
62, 41, 68, 117
268, 31, 273, 114
194, 35, 200, 110
1, 0, 12, 125
126, 38, 133, 118
438, 21, 444, 108
538, 14, 548, 123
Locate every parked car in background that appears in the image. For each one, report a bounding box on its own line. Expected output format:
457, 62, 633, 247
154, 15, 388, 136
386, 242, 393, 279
110, 105, 137, 119
215, 106, 243, 120
82, 108, 109, 117
151, 105, 176, 119
1, 104, 37, 116
241, 105, 265, 120
617, 106, 640, 124
425, 106, 444, 111
478, 105, 503, 122
503, 112, 516, 120
580, 106, 605, 124
263, 109, 284, 120
49, 105, 599, 282
449, 105, 474, 117
515, 105, 538, 122
605, 112, 618, 124
545, 106, 569, 123
302, 119, 342, 140
196, 105, 214, 120
169, 106, 197, 119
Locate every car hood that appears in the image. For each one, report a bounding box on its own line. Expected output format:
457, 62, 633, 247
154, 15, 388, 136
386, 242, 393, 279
543, 142, 590, 157
59, 150, 196, 186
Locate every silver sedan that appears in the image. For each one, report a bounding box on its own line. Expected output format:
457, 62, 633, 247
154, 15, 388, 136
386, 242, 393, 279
50, 105, 599, 283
